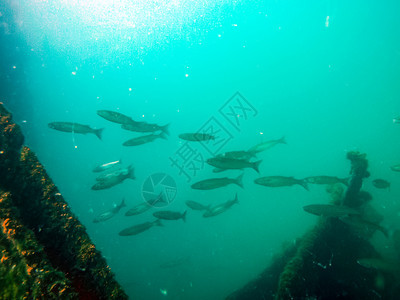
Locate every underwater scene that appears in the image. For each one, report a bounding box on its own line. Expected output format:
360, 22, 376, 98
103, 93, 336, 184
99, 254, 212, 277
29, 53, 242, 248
1, 0, 400, 299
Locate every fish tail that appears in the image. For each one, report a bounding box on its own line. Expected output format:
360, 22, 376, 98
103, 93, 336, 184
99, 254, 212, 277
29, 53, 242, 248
159, 132, 168, 140
279, 136, 287, 144
94, 128, 104, 140
233, 193, 239, 204
235, 173, 244, 188
161, 124, 170, 135
182, 210, 187, 222
341, 177, 350, 186
127, 165, 136, 180
253, 160, 262, 173
299, 180, 309, 191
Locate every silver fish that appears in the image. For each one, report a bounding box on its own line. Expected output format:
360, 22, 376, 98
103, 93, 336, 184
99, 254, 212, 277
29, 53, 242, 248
153, 210, 187, 222
217, 150, 255, 161
357, 258, 399, 272
305, 176, 349, 186
125, 193, 164, 216
203, 194, 238, 218
179, 133, 215, 141
122, 122, 170, 135
123, 132, 167, 146
390, 164, 400, 172
303, 204, 360, 217
125, 202, 152, 216
255, 176, 308, 191
93, 199, 126, 223
96, 166, 134, 181
248, 136, 286, 154
92, 159, 122, 173
340, 215, 389, 238
48, 122, 103, 140
97, 110, 136, 125
119, 219, 162, 236
191, 173, 244, 190
207, 157, 262, 173
185, 201, 210, 211
91, 165, 135, 190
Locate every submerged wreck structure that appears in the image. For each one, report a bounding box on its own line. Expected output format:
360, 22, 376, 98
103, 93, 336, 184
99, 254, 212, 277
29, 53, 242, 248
228, 153, 400, 298
0, 104, 127, 298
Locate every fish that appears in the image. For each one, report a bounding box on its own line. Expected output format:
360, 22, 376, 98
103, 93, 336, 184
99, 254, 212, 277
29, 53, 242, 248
92, 159, 122, 173
95, 166, 133, 181
153, 210, 187, 222
248, 136, 286, 154
123, 132, 167, 146
212, 168, 228, 173
217, 150, 255, 161
203, 193, 238, 217
357, 258, 399, 272
121, 122, 170, 135
305, 176, 349, 186
185, 201, 210, 211
93, 198, 126, 223
91, 165, 135, 190
390, 164, 400, 172
48, 122, 103, 140
179, 133, 215, 141
254, 176, 308, 191
125, 202, 152, 216
340, 215, 389, 238
207, 157, 262, 173
191, 173, 244, 190
303, 204, 361, 217
97, 110, 136, 125
119, 219, 162, 236
125, 193, 164, 216
372, 179, 390, 190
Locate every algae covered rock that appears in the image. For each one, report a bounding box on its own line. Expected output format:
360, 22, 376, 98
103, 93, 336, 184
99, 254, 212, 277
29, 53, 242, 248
0, 103, 127, 299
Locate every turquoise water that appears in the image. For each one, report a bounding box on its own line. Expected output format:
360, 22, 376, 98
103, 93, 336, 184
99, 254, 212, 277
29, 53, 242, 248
1, 0, 400, 299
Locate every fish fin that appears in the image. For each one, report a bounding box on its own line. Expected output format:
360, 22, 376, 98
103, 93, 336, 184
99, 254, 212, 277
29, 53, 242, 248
299, 180, 309, 191
247, 150, 258, 158
253, 160, 262, 173
161, 124, 170, 135
182, 211, 187, 222
279, 136, 287, 144
235, 173, 244, 188
95, 128, 104, 140
120, 198, 127, 208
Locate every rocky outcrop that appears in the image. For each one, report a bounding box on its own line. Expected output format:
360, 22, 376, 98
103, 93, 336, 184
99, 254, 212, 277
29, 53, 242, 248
227, 151, 398, 300
0, 103, 127, 299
